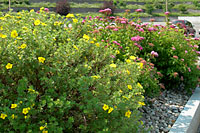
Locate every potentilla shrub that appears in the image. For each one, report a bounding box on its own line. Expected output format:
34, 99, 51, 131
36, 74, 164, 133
0, 9, 147, 132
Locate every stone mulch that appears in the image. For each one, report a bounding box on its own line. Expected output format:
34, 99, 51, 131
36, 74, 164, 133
140, 89, 192, 133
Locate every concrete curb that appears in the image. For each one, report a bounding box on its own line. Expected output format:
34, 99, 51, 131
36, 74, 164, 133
169, 87, 200, 133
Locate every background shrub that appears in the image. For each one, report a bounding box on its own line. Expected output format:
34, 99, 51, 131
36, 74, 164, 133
56, 0, 70, 16
145, 3, 154, 15
178, 4, 188, 14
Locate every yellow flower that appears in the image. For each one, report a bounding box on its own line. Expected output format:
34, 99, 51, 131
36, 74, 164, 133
42, 130, 48, 133
20, 101, 23, 104
67, 38, 71, 41
93, 38, 97, 41
122, 96, 129, 100
38, 57, 46, 63
0, 113, 7, 119
126, 70, 130, 75
0, 33, 7, 38
5, 14, 11, 18
41, 23, 47, 26
34, 19, 41, 26
30, 9, 35, 12
127, 85, 132, 90
54, 21, 61, 26
11, 104, 17, 109
108, 107, 113, 113
138, 102, 145, 106
116, 50, 120, 54
11, 114, 15, 119
66, 13, 74, 18
83, 34, 90, 41
22, 26, 28, 30
28, 88, 35, 93
11, 30, 18, 38
109, 64, 116, 68
73, 45, 79, 50
96, 43, 100, 47
6, 63, 13, 69
125, 110, 131, 118
130, 56, 136, 60
40, 7, 44, 11
0, 26, 3, 30
90, 41, 95, 44
137, 63, 143, 69
17, 37, 23, 40
126, 59, 131, 63
91, 75, 101, 79
72, 19, 78, 23
40, 126, 46, 130
102, 104, 109, 111
22, 108, 29, 115
24, 115, 27, 119
20, 44, 27, 49
137, 83, 143, 88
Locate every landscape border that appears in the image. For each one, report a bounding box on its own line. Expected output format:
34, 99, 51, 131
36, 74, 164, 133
169, 87, 200, 133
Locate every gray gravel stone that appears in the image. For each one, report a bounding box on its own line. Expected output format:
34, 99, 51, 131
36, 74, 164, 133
141, 90, 191, 132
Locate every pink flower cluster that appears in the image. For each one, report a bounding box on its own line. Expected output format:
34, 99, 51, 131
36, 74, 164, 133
113, 41, 120, 46
165, 11, 170, 15
135, 9, 143, 12
134, 43, 143, 50
131, 35, 144, 41
99, 8, 112, 15
148, 27, 157, 32
151, 51, 159, 57
115, 17, 128, 24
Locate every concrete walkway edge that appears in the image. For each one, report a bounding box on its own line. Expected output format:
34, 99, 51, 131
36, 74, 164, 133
169, 87, 200, 133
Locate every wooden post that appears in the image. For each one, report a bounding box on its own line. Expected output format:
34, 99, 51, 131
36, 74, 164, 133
165, 0, 168, 23
166, 0, 168, 12
9, 0, 11, 11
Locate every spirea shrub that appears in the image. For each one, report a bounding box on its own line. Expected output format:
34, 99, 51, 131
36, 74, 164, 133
0, 9, 147, 132
89, 13, 199, 93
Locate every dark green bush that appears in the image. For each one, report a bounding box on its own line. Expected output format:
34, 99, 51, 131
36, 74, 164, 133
56, 0, 70, 16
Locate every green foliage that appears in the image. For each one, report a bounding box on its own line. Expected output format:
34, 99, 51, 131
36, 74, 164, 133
113, 0, 127, 8
178, 4, 188, 14
145, 3, 154, 14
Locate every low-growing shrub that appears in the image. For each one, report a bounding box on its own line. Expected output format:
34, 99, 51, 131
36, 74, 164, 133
0, 9, 147, 132
56, 0, 70, 16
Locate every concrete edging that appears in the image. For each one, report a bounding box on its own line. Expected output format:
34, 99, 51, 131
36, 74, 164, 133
169, 87, 200, 133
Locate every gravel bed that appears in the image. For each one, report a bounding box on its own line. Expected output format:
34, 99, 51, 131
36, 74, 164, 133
198, 124, 200, 133
140, 89, 192, 133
